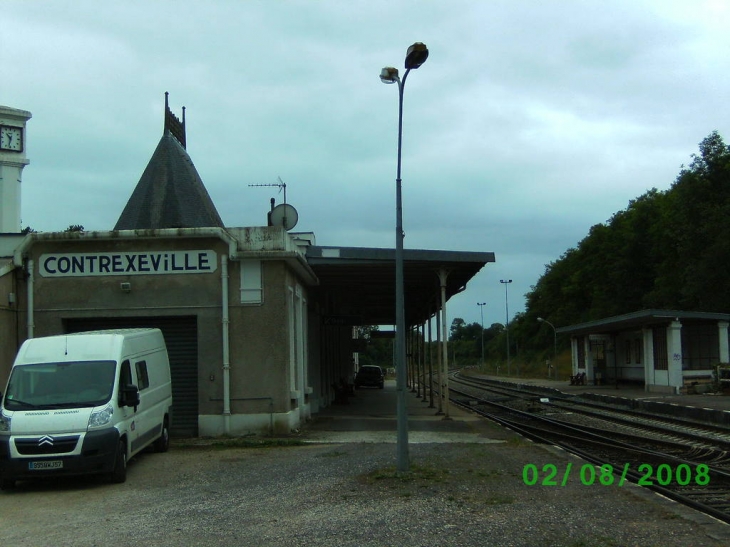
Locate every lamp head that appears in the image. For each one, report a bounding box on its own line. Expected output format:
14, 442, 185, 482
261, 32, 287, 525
380, 66, 399, 84
537, 317, 544, 322
404, 42, 429, 69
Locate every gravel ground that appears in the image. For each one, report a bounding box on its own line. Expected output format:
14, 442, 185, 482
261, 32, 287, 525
1, 422, 729, 547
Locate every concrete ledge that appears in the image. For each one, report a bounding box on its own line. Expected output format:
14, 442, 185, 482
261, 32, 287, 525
646, 384, 679, 394
579, 392, 730, 427
198, 408, 308, 436
485, 378, 730, 428
301, 431, 505, 444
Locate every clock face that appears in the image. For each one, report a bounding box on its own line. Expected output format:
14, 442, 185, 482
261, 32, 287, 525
0, 125, 23, 152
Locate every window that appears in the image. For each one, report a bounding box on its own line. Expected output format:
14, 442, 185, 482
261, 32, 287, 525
634, 338, 643, 364
135, 360, 150, 390
118, 360, 132, 405
590, 340, 606, 368
625, 340, 632, 364
682, 325, 719, 370
240, 259, 263, 304
576, 336, 585, 368
119, 360, 132, 386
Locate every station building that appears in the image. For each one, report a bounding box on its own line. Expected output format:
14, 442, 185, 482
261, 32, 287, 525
558, 310, 730, 393
0, 100, 494, 436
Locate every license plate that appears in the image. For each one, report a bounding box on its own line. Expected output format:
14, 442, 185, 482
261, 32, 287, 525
29, 460, 63, 470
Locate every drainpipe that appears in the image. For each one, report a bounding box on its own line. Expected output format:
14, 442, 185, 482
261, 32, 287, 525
27, 259, 34, 339
221, 255, 231, 434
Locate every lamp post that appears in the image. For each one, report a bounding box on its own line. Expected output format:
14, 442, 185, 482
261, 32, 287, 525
537, 317, 557, 379
500, 280, 512, 375
477, 302, 486, 366
381, 42, 428, 475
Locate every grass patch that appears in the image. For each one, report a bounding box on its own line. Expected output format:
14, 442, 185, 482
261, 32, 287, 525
317, 450, 349, 458
484, 494, 515, 505
361, 464, 450, 486
503, 436, 530, 447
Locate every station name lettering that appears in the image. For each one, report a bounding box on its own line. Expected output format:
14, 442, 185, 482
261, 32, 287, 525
39, 250, 218, 277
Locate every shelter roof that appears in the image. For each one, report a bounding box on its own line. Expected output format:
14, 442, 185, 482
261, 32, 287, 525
557, 309, 730, 336
305, 245, 495, 326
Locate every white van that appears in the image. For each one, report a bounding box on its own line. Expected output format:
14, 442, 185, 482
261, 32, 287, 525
0, 329, 173, 489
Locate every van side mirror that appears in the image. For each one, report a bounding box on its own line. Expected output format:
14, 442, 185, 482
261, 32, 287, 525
121, 384, 140, 409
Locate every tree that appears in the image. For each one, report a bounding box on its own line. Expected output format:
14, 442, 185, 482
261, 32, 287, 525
520, 131, 730, 351
653, 131, 730, 311
356, 326, 394, 370
449, 318, 482, 342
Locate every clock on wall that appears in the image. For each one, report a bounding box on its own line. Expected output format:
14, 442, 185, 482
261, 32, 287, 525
0, 125, 23, 152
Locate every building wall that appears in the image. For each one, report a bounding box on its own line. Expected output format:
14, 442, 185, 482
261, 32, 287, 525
4, 231, 318, 436
0, 268, 19, 385
29, 239, 225, 342
224, 261, 294, 417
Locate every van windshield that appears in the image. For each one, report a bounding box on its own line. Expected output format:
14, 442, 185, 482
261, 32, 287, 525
3, 361, 116, 411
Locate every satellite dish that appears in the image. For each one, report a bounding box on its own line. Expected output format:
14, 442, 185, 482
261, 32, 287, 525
270, 203, 299, 231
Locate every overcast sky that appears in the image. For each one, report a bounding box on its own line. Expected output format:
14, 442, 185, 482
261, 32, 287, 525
3, 0, 729, 332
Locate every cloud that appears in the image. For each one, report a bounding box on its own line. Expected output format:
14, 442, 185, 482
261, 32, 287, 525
3, 0, 728, 328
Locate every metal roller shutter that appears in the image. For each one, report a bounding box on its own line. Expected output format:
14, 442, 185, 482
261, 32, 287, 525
64, 316, 199, 437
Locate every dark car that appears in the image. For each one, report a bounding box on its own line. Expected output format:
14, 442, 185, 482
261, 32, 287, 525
354, 365, 385, 389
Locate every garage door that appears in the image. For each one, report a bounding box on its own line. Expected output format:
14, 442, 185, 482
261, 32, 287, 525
64, 316, 199, 437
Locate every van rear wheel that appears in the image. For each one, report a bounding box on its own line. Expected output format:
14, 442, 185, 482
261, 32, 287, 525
110, 440, 127, 484
154, 418, 170, 453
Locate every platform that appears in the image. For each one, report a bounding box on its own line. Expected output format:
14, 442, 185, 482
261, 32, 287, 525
474, 373, 730, 410
468, 373, 730, 426
304, 374, 730, 443
303, 380, 502, 444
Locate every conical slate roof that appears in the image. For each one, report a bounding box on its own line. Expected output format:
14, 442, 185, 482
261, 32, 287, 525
114, 132, 224, 230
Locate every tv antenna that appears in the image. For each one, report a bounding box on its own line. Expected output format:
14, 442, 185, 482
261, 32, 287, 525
249, 176, 287, 204
248, 176, 298, 231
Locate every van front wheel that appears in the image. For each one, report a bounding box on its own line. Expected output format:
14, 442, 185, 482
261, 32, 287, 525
110, 440, 127, 484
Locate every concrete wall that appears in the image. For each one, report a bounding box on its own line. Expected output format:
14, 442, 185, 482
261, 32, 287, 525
0, 267, 19, 386
222, 262, 295, 422
5, 232, 321, 436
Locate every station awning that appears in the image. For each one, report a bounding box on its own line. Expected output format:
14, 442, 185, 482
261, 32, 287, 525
556, 309, 730, 336
306, 246, 495, 327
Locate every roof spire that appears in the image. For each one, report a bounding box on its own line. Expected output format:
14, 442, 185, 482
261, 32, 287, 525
164, 91, 186, 149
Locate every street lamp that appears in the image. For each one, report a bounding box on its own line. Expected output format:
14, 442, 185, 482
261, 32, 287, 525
537, 317, 557, 379
500, 280, 512, 375
477, 302, 486, 366
381, 41, 428, 474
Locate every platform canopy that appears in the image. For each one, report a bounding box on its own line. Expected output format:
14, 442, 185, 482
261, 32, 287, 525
306, 246, 495, 327
556, 309, 730, 336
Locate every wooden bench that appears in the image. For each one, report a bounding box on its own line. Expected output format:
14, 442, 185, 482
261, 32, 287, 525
570, 372, 586, 386
682, 375, 715, 394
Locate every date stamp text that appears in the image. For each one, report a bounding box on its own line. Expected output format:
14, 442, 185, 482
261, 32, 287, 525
522, 463, 710, 487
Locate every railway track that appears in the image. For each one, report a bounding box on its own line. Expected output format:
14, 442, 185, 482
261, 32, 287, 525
455, 374, 730, 451
447, 374, 730, 524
